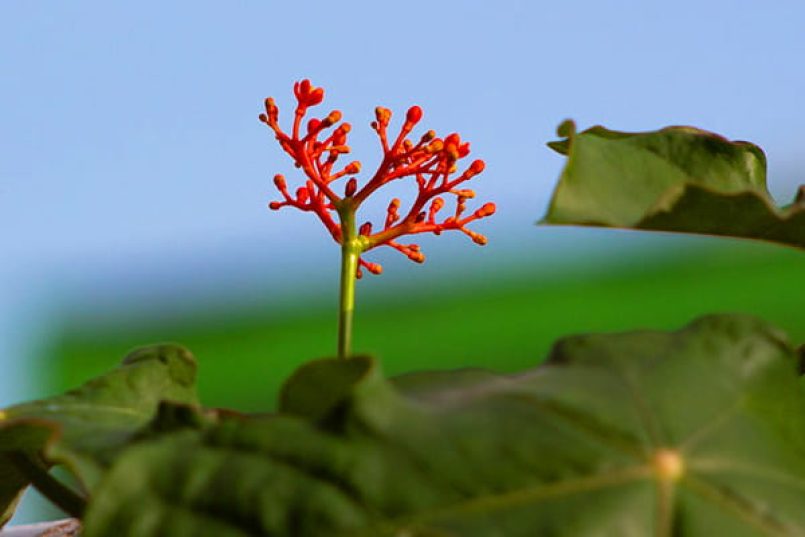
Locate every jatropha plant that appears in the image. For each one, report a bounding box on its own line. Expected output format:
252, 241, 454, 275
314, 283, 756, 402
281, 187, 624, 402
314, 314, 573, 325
258, 79, 495, 359
1, 80, 803, 537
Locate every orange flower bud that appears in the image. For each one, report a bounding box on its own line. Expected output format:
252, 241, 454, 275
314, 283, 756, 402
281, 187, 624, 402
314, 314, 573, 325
364, 261, 383, 275
474, 202, 496, 218
469, 159, 485, 174
468, 231, 488, 245
262, 97, 278, 122
322, 110, 342, 127
425, 139, 444, 154
408, 251, 425, 263
375, 106, 392, 125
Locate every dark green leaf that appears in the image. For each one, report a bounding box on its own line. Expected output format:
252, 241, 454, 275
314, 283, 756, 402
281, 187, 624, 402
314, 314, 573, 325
0, 344, 199, 526
542, 121, 805, 249
81, 315, 805, 536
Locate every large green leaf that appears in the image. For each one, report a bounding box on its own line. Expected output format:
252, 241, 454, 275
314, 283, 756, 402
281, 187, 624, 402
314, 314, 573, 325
81, 315, 805, 536
0, 344, 199, 526
542, 121, 805, 249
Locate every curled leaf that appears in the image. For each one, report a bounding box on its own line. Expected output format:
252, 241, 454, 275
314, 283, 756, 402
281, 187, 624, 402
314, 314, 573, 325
542, 121, 805, 249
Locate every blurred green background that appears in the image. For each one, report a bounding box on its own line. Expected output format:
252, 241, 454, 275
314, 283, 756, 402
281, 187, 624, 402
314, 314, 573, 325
47, 240, 804, 412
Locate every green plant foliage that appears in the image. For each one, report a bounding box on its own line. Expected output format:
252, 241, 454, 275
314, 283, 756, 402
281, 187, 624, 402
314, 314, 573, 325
543, 121, 805, 249
78, 315, 805, 537
0, 344, 199, 527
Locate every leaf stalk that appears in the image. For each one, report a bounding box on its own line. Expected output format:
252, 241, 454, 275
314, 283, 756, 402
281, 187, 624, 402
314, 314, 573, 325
9, 453, 87, 518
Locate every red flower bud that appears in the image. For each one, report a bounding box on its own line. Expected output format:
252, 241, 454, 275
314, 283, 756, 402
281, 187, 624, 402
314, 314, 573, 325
406, 105, 423, 124
345, 178, 357, 197
307, 118, 321, 135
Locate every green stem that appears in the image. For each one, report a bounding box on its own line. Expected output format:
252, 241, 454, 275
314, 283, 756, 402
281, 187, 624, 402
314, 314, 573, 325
337, 205, 359, 359
9, 453, 87, 518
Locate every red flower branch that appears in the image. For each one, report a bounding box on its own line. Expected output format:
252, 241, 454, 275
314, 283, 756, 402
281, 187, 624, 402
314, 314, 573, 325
259, 79, 495, 277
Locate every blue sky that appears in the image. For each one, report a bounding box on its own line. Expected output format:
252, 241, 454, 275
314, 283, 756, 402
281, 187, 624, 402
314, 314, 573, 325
1, 0, 804, 406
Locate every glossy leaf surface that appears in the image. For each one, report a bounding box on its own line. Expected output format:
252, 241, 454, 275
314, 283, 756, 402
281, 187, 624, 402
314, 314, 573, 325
0, 345, 199, 527
81, 315, 805, 536
543, 121, 805, 249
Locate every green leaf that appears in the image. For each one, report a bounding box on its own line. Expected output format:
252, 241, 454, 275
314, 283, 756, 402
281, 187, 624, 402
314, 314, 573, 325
0, 344, 199, 526
81, 315, 805, 536
542, 121, 805, 249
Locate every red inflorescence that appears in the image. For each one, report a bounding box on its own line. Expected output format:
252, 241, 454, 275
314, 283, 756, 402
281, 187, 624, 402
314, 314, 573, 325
259, 79, 496, 277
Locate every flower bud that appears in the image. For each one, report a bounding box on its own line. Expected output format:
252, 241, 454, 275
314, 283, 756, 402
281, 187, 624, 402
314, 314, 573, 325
322, 110, 342, 127
375, 106, 392, 125
469, 231, 488, 245
408, 251, 425, 263
364, 261, 383, 275
469, 159, 485, 175
345, 178, 357, 197
474, 202, 496, 218
406, 105, 423, 124
425, 139, 444, 154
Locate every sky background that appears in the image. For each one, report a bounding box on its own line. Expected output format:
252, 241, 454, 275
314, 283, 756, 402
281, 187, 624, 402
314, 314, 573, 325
1, 0, 804, 403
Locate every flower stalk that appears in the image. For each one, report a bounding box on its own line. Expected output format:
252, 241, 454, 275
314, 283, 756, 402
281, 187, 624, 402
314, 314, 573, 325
336, 202, 359, 359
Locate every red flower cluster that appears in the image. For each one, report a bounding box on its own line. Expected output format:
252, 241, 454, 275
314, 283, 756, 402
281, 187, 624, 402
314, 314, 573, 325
259, 79, 495, 277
